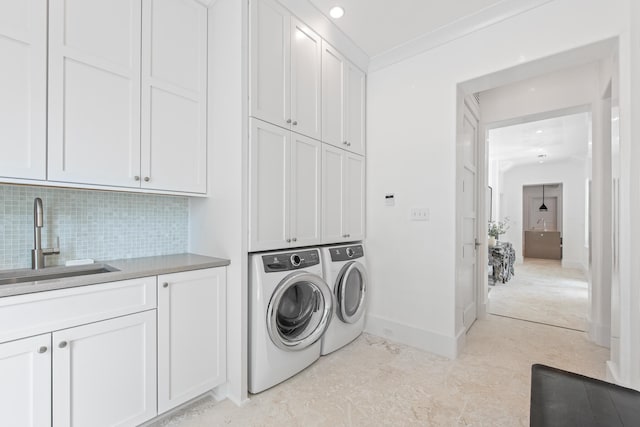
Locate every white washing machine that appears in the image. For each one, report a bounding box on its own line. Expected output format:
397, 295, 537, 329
249, 248, 334, 394
320, 244, 368, 356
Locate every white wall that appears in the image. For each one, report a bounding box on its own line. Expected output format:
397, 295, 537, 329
501, 161, 585, 270
366, 0, 629, 360
189, 0, 249, 404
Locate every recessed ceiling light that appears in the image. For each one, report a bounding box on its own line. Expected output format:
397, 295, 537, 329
329, 6, 345, 19
536, 130, 543, 134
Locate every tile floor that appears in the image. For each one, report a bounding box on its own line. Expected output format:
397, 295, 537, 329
154, 315, 608, 427
488, 258, 588, 330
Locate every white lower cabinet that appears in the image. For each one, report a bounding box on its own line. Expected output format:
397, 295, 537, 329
53, 311, 157, 427
157, 267, 227, 414
0, 334, 52, 427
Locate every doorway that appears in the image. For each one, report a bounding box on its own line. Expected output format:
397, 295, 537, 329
456, 41, 618, 348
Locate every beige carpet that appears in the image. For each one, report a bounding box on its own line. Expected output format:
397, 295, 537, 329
152, 315, 608, 427
488, 258, 588, 331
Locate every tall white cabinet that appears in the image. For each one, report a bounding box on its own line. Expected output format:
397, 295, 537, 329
46, 0, 207, 194
157, 268, 227, 413
249, 119, 321, 252
249, 0, 367, 251
0, 0, 47, 181
322, 144, 365, 244
250, 0, 322, 140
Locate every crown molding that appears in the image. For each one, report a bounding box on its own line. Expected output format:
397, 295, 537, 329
368, 0, 555, 73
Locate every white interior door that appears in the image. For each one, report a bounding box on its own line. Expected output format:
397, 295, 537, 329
0, 0, 47, 181
458, 101, 479, 332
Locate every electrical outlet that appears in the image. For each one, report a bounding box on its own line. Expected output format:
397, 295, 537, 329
410, 208, 429, 221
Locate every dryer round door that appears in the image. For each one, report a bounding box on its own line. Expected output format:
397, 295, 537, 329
267, 271, 334, 351
335, 261, 368, 324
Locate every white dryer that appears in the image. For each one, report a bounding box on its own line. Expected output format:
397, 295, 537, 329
320, 244, 368, 356
249, 248, 334, 394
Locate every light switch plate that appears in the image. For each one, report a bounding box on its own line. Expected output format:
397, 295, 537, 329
410, 208, 429, 221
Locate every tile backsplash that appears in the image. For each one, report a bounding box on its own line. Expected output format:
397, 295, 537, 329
0, 184, 189, 270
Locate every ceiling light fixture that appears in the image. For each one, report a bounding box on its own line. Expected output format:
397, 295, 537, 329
539, 185, 548, 212
536, 130, 543, 134
329, 6, 345, 19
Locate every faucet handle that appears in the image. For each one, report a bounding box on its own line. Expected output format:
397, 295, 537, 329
44, 236, 61, 256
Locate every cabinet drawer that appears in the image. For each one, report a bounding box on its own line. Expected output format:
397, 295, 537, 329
0, 277, 156, 343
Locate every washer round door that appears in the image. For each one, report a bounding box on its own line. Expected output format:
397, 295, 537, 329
267, 271, 334, 351
335, 261, 368, 324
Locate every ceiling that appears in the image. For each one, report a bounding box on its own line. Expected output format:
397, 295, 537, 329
308, 0, 507, 58
488, 112, 592, 171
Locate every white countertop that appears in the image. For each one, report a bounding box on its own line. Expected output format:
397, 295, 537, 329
0, 253, 230, 298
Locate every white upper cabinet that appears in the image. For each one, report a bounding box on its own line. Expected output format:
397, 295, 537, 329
249, 118, 321, 251
141, 0, 207, 193
250, 0, 290, 130
345, 62, 366, 156
0, 0, 47, 181
48, 0, 142, 187
322, 41, 366, 156
48, 0, 207, 194
250, 0, 322, 140
290, 18, 322, 140
321, 41, 345, 150
322, 144, 364, 244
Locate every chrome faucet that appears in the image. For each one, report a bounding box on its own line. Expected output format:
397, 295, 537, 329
31, 198, 60, 269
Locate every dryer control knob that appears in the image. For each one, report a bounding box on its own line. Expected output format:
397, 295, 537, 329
346, 248, 355, 258
290, 254, 302, 267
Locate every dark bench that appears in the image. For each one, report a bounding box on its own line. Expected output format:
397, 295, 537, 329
530, 364, 640, 426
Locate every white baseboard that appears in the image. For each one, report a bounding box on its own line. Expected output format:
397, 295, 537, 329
365, 314, 459, 359
588, 321, 611, 347
606, 360, 621, 384
561, 259, 585, 271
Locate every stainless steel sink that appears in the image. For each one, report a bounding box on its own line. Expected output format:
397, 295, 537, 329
0, 264, 119, 286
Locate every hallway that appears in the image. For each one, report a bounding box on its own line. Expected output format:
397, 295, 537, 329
488, 258, 588, 331
153, 315, 607, 426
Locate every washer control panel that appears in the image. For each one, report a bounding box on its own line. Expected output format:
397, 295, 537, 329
263, 249, 320, 272
330, 245, 364, 262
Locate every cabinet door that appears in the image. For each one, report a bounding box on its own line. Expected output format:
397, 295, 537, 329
0, 0, 46, 181
48, 0, 142, 187
0, 334, 51, 427
290, 18, 321, 140
322, 144, 345, 243
141, 0, 207, 193
157, 267, 226, 413
345, 153, 365, 241
249, 119, 291, 251
53, 311, 157, 427
290, 133, 321, 247
250, 0, 290, 129
345, 62, 366, 156
321, 41, 345, 149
